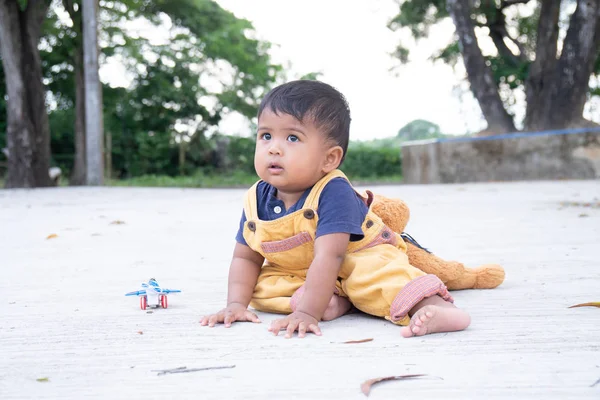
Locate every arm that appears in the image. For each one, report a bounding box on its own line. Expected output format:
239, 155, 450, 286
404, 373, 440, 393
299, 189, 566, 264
269, 232, 350, 338
227, 242, 265, 307
295, 232, 349, 320
200, 242, 265, 327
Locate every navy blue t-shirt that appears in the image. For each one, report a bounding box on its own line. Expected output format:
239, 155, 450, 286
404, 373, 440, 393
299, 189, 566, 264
236, 177, 368, 245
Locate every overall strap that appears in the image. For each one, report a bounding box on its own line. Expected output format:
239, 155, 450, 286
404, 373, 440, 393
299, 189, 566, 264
303, 169, 349, 211
243, 180, 261, 220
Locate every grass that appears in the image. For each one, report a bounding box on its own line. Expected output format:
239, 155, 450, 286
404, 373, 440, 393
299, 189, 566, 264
109, 172, 403, 188
1, 171, 403, 189
107, 170, 260, 188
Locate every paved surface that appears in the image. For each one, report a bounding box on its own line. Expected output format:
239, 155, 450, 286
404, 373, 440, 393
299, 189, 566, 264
1, 180, 599, 399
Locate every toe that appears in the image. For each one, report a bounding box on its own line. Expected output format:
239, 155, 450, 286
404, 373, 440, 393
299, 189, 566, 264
400, 326, 413, 338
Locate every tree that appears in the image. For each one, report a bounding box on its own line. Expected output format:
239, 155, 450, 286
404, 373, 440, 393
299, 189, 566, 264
0, 0, 53, 187
397, 119, 443, 141
389, 0, 600, 133
40, 0, 281, 179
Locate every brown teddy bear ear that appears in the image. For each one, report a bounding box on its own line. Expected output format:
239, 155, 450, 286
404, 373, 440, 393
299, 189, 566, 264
371, 194, 411, 234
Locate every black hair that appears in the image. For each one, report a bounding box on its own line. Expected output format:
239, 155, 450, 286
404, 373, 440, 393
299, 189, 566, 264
257, 80, 351, 163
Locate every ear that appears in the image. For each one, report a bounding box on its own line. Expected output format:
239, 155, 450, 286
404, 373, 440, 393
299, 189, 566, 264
322, 145, 344, 173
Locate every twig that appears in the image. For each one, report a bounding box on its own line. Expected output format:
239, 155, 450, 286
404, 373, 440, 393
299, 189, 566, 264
153, 365, 235, 376
591, 377, 600, 388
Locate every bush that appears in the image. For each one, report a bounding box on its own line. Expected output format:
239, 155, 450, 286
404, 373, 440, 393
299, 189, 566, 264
342, 143, 402, 179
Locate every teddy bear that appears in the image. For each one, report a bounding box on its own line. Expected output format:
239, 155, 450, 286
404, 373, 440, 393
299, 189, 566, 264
369, 192, 505, 290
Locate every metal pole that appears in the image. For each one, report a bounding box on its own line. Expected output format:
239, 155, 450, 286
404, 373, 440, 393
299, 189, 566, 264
82, 0, 104, 185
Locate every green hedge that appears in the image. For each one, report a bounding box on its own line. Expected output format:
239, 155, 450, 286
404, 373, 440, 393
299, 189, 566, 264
342, 143, 402, 179
224, 136, 402, 180
1, 132, 401, 183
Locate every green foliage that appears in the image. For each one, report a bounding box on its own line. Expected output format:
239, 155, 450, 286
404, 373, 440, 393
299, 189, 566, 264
342, 143, 402, 179
388, 0, 448, 39
225, 135, 256, 174
48, 107, 76, 171
397, 119, 442, 141
22, 0, 283, 179
107, 169, 259, 188
297, 72, 323, 81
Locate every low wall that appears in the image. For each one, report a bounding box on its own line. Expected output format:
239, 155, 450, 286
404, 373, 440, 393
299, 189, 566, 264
401, 128, 600, 184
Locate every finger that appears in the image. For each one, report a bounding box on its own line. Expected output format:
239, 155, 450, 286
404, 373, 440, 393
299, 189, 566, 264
298, 322, 307, 338
200, 316, 208, 326
285, 320, 298, 339
308, 324, 322, 336
208, 314, 222, 327
270, 319, 285, 336
224, 312, 235, 328
246, 311, 261, 323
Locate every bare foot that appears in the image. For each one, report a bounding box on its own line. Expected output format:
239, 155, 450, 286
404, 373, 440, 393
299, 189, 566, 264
400, 304, 471, 338
322, 295, 352, 321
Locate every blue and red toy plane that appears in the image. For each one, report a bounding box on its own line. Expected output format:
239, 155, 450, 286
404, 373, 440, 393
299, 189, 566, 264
125, 278, 181, 310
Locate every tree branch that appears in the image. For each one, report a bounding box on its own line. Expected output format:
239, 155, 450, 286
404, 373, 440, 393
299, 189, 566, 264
446, 0, 516, 133
488, 20, 526, 66
500, 0, 532, 9
482, 0, 526, 66
63, 0, 76, 18
25, 0, 52, 41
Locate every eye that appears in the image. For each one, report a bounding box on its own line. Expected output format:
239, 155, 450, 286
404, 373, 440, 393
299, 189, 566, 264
260, 132, 271, 140
287, 134, 299, 143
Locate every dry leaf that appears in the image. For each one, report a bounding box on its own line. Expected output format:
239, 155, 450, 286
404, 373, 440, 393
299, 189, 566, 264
343, 338, 373, 344
137, 331, 143, 335
579, 213, 589, 218
568, 302, 600, 309
36, 377, 49, 382
361, 374, 431, 396
110, 220, 125, 225
46, 234, 58, 240
153, 365, 235, 376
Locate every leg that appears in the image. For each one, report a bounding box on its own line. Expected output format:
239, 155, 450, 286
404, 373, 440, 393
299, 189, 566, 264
250, 264, 305, 314
400, 295, 471, 338
341, 245, 468, 336
290, 285, 352, 321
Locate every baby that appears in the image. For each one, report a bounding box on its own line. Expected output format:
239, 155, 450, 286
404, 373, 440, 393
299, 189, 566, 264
201, 80, 470, 338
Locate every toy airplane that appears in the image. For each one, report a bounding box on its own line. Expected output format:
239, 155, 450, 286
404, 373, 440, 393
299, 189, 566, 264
125, 278, 181, 310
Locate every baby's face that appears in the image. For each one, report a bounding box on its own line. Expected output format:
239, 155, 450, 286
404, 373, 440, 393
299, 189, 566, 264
254, 109, 332, 199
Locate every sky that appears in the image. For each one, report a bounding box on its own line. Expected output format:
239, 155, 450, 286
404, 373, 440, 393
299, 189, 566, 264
212, 0, 486, 141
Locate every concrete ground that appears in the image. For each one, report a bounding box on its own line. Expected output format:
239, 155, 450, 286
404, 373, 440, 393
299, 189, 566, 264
1, 180, 599, 399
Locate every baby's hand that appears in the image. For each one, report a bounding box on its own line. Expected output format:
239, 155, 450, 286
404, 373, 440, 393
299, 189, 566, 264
200, 303, 261, 328
268, 311, 321, 338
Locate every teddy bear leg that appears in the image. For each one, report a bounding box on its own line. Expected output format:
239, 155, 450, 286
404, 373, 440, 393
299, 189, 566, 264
405, 242, 464, 284
446, 264, 505, 290
405, 241, 505, 290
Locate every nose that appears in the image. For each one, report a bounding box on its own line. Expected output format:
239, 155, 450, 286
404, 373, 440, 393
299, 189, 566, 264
268, 142, 282, 155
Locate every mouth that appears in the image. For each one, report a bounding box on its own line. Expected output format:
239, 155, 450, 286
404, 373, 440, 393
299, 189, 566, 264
268, 162, 283, 172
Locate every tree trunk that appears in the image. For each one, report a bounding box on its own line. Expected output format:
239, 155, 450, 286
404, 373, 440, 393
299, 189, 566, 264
446, 0, 516, 134
65, 0, 87, 186
0, 0, 52, 188
82, 0, 104, 185
524, 0, 561, 131
546, 0, 600, 129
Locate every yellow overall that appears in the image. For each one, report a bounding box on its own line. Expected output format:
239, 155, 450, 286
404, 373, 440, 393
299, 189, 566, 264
242, 170, 452, 326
